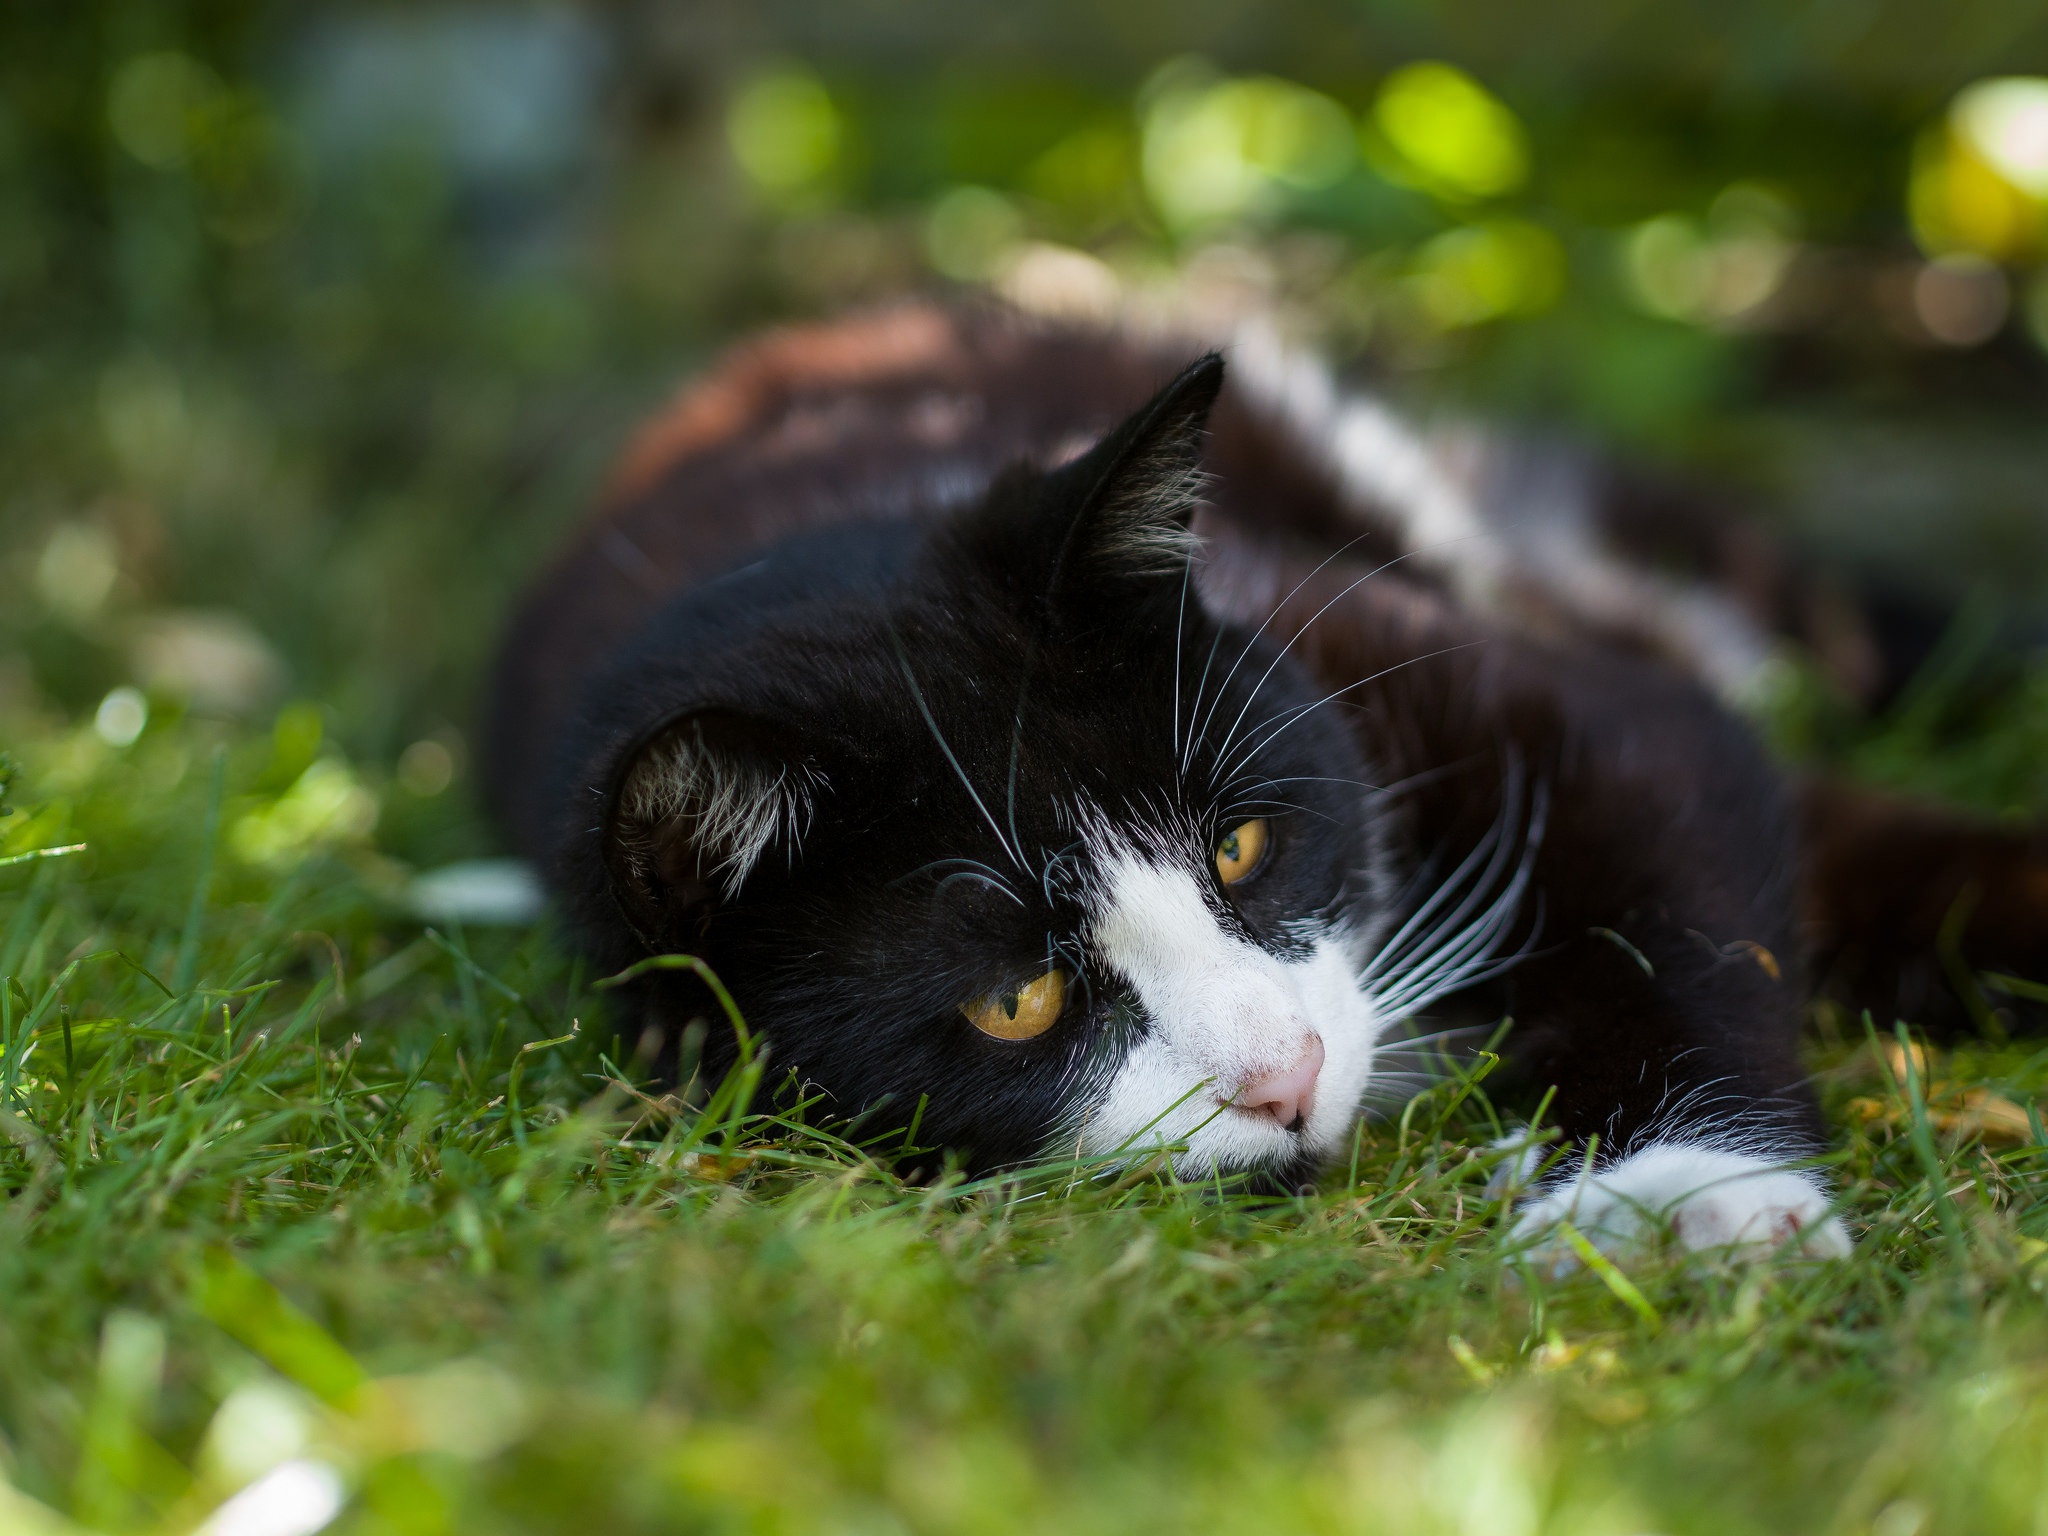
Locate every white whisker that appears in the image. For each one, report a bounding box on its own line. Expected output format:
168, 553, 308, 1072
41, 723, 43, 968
1204, 543, 1453, 777
1183, 530, 1390, 774
887, 619, 1026, 872
1361, 765, 1547, 1027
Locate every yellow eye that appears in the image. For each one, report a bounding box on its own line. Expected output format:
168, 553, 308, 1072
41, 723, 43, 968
963, 967, 1067, 1041
1214, 817, 1270, 885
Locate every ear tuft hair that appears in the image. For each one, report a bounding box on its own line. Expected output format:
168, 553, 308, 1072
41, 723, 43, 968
606, 714, 823, 945
1076, 355, 1223, 578
1041, 351, 1226, 591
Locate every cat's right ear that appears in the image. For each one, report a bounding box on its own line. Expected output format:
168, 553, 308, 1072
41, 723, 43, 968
954, 353, 1225, 606
1040, 351, 1226, 589
602, 711, 823, 949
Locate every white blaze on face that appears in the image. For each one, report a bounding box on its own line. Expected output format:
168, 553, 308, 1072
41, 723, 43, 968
1071, 840, 1384, 1174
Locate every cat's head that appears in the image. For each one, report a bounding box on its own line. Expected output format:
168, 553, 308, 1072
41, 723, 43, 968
594, 356, 1396, 1180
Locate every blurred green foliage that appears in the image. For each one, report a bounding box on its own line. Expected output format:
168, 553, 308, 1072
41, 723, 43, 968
4, 2, 2048, 819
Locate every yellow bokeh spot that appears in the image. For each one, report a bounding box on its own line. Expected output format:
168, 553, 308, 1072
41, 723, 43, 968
924, 187, 1023, 281
1371, 63, 1528, 202
1954, 77, 2048, 198
1910, 127, 2040, 260
1910, 78, 2048, 261
1408, 218, 1563, 327
107, 51, 219, 169
1026, 127, 1134, 217
727, 67, 841, 196
230, 758, 378, 868
1622, 185, 1799, 324
1142, 68, 1354, 228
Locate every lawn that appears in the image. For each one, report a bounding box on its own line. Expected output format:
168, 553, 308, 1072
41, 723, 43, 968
5, 676, 2048, 1536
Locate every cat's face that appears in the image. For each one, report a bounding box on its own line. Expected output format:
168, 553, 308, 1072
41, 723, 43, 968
603, 358, 1395, 1179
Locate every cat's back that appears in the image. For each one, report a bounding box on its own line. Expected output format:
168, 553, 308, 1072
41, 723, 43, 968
485, 304, 1234, 857
483, 299, 1798, 863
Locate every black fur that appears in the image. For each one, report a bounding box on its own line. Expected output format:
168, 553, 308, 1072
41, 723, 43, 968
534, 357, 1379, 1169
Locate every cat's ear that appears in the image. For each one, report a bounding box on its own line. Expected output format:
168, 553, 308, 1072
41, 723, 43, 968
961, 353, 1225, 600
602, 711, 823, 948
1045, 351, 1224, 585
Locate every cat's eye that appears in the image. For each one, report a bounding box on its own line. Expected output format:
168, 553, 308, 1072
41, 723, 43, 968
1214, 817, 1270, 886
963, 967, 1067, 1041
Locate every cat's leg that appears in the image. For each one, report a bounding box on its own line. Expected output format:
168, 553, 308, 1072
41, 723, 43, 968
1478, 769, 1854, 1267
1473, 860, 1853, 1268
1499, 1140, 1849, 1270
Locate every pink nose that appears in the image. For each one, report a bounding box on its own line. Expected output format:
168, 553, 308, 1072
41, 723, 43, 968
1234, 1037, 1325, 1131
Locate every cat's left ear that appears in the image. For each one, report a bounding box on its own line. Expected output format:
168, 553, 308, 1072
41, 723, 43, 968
964, 352, 1225, 599
601, 710, 823, 950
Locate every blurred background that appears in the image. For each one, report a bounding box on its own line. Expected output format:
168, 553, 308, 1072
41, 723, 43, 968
5, 0, 2048, 875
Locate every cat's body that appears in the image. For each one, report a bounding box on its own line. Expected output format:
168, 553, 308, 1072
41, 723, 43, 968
488, 303, 2046, 1259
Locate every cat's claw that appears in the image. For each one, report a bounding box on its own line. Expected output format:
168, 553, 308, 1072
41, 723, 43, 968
1506, 1143, 1852, 1275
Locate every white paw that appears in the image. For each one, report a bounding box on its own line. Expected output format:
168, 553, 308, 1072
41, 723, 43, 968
1485, 1131, 1554, 1199
1510, 1143, 1852, 1271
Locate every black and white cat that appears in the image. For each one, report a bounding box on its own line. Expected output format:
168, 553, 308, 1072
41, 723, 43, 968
486, 304, 2047, 1261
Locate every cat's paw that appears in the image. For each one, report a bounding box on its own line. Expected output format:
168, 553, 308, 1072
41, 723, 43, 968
1509, 1143, 1851, 1274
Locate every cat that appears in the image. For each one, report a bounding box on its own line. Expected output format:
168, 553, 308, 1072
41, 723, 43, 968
486, 302, 2048, 1262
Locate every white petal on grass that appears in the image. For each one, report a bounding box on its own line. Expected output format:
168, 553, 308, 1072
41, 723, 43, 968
409, 859, 545, 926
194, 1459, 345, 1536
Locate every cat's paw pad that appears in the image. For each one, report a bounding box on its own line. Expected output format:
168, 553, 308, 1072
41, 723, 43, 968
1510, 1144, 1851, 1273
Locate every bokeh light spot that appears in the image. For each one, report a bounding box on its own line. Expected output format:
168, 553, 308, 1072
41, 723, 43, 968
201, 1382, 314, 1490
727, 67, 841, 196
1142, 68, 1354, 229
1914, 254, 2010, 346
1623, 185, 1799, 325
37, 523, 120, 623
133, 611, 286, 717
1910, 125, 2040, 260
94, 687, 149, 749
108, 51, 219, 169
924, 187, 1024, 281
1624, 215, 1709, 319
1954, 77, 2048, 197
1409, 218, 1563, 327
1371, 63, 1528, 201
230, 759, 378, 867
397, 737, 456, 797
996, 242, 1122, 321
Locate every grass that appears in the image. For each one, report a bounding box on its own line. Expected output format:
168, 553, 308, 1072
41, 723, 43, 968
3, 664, 2048, 1536
11, 11, 2048, 1527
